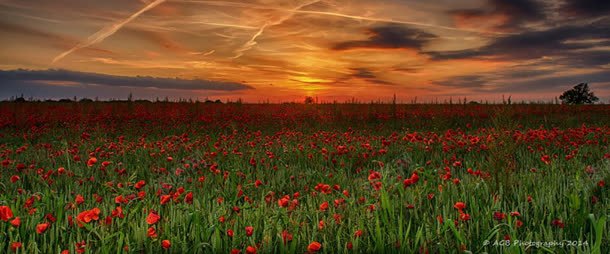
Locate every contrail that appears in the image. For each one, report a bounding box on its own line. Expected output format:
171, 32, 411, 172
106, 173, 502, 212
293, 10, 514, 35
52, 0, 166, 63
182, 0, 511, 35
232, 0, 321, 59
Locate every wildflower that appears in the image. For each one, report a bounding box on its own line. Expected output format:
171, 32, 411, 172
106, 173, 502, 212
10, 242, 22, 252
87, 157, 97, 167
227, 229, 234, 237
76, 208, 101, 227
146, 211, 161, 225
453, 202, 466, 211
161, 240, 171, 249
245, 226, 254, 237
307, 241, 322, 252
319, 201, 329, 211
10, 217, 21, 227
36, 223, 49, 234
493, 212, 506, 221
0, 206, 13, 221
281, 230, 293, 244
246, 246, 257, 254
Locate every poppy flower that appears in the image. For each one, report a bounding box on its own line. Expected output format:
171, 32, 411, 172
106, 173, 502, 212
459, 212, 471, 221
227, 229, 234, 237
307, 241, 322, 252
493, 212, 506, 221
160, 195, 171, 205
281, 230, 293, 244
278, 195, 290, 208
185, 192, 193, 204
10, 175, 19, 183
354, 229, 363, 238
245, 226, 254, 237
541, 155, 551, 165
0, 206, 13, 221
161, 240, 171, 249
319, 201, 329, 211
510, 211, 521, 217
75, 195, 85, 205
453, 202, 466, 211
10, 217, 21, 227
87, 157, 97, 167
146, 212, 161, 225
246, 246, 257, 254
134, 180, 146, 189
76, 208, 101, 227
36, 223, 49, 234
147, 227, 157, 238
10, 242, 22, 251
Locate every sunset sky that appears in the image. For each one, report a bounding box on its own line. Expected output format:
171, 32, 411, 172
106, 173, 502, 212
1, 0, 609, 102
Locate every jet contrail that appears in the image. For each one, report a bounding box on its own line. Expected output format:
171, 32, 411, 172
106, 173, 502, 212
232, 0, 321, 59
52, 0, 166, 63
181, 0, 511, 35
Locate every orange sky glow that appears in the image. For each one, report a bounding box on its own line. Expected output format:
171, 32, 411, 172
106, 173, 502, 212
1, 0, 609, 102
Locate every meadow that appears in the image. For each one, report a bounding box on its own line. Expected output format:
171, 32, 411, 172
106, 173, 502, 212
0, 102, 608, 253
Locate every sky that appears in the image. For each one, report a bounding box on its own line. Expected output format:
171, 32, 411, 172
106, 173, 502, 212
0, 0, 609, 103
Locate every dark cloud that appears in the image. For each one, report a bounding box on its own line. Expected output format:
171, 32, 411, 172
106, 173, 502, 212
449, 0, 546, 30
562, 0, 610, 17
351, 68, 376, 79
332, 25, 436, 51
438, 75, 489, 89
344, 68, 397, 86
0, 69, 254, 91
489, 71, 610, 93
430, 20, 610, 65
439, 70, 610, 94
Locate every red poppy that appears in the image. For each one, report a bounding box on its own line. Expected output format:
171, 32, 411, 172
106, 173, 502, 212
307, 241, 322, 252
459, 212, 471, 221
185, 192, 193, 204
354, 229, 363, 238
516, 220, 523, 228
87, 157, 97, 167
541, 155, 551, 165
75, 195, 85, 205
319, 201, 329, 211
0, 206, 13, 221
147, 227, 157, 238
161, 240, 171, 249
246, 246, 257, 254
134, 180, 146, 189
453, 202, 466, 211
245, 226, 254, 237
36, 223, 49, 234
281, 230, 293, 244
278, 195, 290, 208
160, 195, 171, 205
146, 211, 161, 225
510, 211, 521, 217
10, 175, 19, 183
76, 208, 101, 227
10, 242, 22, 252
493, 212, 506, 221
10, 217, 21, 227
227, 229, 234, 237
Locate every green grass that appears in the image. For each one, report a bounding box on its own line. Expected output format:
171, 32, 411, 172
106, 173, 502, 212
0, 103, 608, 253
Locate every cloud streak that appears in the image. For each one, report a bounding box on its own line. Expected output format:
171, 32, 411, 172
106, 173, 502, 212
52, 0, 166, 63
0, 69, 254, 91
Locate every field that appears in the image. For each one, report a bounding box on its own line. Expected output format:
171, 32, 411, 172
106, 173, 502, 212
0, 102, 609, 253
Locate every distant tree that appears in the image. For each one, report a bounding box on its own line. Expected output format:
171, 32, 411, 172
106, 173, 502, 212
304, 96, 315, 104
79, 98, 93, 103
559, 83, 599, 104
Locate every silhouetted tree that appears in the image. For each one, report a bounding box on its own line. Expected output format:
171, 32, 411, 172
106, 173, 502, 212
304, 96, 315, 104
559, 83, 599, 104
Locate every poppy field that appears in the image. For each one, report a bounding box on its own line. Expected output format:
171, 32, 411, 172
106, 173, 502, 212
0, 102, 609, 253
